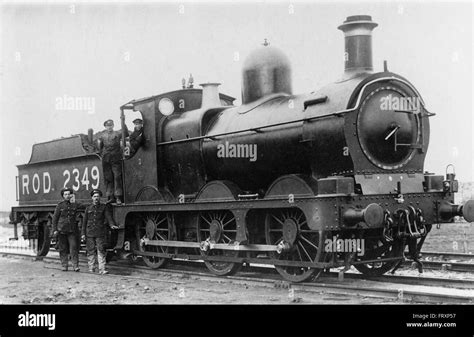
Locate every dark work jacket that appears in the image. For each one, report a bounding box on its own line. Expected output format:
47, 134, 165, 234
82, 203, 115, 238
52, 200, 85, 233
98, 128, 128, 162
129, 129, 144, 152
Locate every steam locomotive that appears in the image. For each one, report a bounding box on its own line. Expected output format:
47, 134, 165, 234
10, 15, 474, 282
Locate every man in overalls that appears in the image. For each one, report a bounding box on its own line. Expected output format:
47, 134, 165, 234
97, 119, 128, 204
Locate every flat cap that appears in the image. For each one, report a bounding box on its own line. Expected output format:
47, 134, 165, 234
133, 118, 143, 124
103, 119, 114, 127
90, 189, 103, 197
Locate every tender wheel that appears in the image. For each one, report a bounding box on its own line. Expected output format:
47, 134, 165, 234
353, 237, 403, 276
265, 209, 324, 283
197, 210, 242, 276
135, 213, 171, 269
29, 218, 51, 257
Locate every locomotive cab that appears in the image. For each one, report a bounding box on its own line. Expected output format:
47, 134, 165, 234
120, 86, 235, 204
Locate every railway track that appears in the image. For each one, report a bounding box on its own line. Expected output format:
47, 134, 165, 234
3, 242, 473, 272
1, 248, 473, 304
420, 251, 474, 261
402, 251, 474, 273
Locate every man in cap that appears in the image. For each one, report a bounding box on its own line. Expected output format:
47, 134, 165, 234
81, 189, 119, 274
128, 118, 145, 156
97, 119, 128, 204
52, 187, 84, 271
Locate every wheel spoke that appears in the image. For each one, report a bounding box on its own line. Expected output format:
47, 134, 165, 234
201, 214, 211, 224
222, 218, 234, 228
297, 212, 303, 222
156, 232, 167, 241
219, 212, 228, 223
297, 241, 313, 262
295, 245, 303, 262
298, 220, 307, 228
201, 216, 213, 226
156, 217, 167, 226
299, 234, 319, 250
271, 214, 285, 226
273, 236, 283, 245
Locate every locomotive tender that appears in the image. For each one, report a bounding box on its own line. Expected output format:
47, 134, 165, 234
10, 15, 474, 282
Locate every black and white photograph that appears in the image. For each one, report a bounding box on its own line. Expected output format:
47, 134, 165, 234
0, 0, 473, 336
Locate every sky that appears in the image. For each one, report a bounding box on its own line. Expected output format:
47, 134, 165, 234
0, 0, 472, 210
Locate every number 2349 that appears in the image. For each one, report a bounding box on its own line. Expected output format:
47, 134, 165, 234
63, 166, 100, 191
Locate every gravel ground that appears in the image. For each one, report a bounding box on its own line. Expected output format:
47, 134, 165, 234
0, 255, 404, 304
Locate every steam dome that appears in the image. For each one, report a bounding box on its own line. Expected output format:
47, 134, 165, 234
241, 42, 292, 104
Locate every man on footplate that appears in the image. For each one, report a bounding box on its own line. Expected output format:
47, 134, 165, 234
81, 189, 119, 274
97, 119, 127, 204
52, 188, 83, 272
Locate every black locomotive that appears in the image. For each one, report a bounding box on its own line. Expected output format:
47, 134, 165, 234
10, 15, 474, 282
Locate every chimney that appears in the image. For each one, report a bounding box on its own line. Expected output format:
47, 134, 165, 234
200, 83, 222, 108
338, 15, 378, 75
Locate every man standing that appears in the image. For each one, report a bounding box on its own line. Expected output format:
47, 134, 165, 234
128, 118, 145, 156
97, 119, 127, 204
52, 188, 82, 272
81, 189, 119, 274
